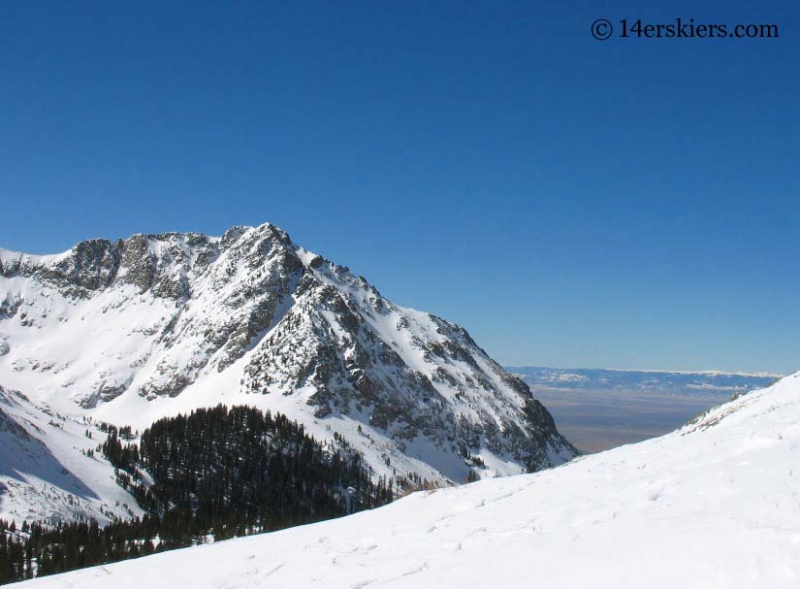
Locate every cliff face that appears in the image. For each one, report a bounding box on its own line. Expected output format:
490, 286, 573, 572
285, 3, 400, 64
0, 224, 576, 488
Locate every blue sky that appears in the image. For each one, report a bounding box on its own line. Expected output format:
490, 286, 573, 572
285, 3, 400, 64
1, 1, 798, 374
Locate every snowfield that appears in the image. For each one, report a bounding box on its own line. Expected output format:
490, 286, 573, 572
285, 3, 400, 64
11, 372, 800, 588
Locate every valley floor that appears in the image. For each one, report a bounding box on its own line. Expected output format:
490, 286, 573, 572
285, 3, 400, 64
533, 388, 731, 452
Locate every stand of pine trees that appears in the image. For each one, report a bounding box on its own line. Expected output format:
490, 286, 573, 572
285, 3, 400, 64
0, 517, 162, 583
0, 404, 394, 585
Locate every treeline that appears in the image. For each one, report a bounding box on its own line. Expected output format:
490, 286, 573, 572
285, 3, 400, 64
0, 517, 162, 583
0, 405, 393, 584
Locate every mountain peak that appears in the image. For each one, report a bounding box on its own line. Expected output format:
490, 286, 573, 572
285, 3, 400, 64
1, 224, 576, 523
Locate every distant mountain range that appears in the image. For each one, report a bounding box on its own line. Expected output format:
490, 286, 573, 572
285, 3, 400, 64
506, 366, 778, 397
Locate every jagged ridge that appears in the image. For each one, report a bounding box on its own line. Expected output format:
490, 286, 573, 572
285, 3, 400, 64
0, 224, 576, 502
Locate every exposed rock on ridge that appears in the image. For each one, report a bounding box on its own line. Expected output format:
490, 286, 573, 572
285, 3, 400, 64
0, 224, 577, 484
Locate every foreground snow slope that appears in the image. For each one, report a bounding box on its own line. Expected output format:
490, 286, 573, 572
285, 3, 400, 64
15, 372, 800, 588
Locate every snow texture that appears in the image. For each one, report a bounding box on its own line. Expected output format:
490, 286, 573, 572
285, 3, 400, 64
11, 371, 800, 588
0, 385, 140, 524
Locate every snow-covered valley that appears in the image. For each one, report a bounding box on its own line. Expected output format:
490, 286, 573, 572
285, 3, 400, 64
10, 370, 800, 588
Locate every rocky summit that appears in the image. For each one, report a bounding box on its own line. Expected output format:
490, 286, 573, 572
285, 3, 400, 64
0, 223, 576, 521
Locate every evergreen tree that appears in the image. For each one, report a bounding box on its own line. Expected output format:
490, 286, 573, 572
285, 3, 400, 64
0, 405, 395, 586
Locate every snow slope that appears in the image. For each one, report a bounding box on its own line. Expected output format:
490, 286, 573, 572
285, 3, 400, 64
13, 371, 800, 588
0, 385, 140, 524
0, 224, 575, 522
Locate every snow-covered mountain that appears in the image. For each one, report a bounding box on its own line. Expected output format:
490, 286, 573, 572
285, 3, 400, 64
0, 224, 575, 522
12, 371, 800, 588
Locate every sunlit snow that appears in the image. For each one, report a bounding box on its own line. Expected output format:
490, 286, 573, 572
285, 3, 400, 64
12, 372, 800, 588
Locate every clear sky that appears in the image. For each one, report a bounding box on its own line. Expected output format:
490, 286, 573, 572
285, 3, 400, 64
1, 1, 797, 374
